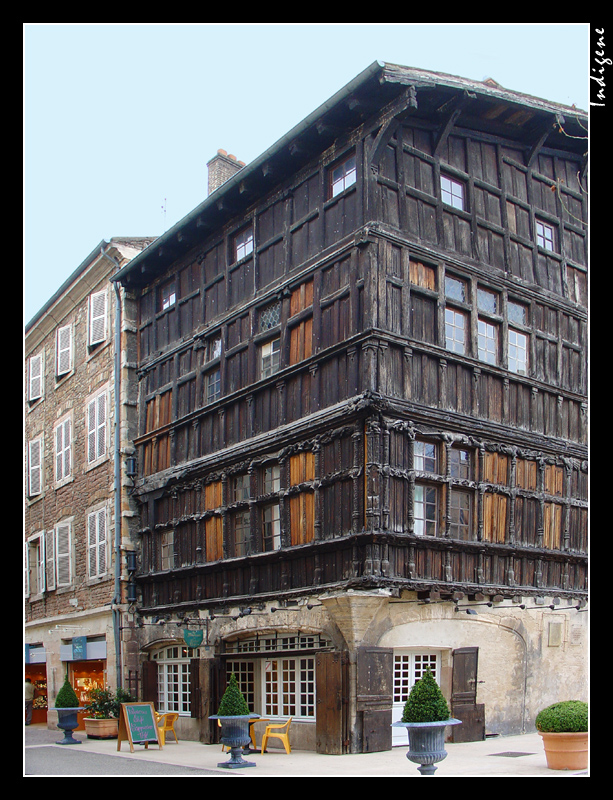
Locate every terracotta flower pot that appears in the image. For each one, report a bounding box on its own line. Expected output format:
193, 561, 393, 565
539, 731, 588, 770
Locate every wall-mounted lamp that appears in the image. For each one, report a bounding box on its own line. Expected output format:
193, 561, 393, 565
125, 456, 137, 479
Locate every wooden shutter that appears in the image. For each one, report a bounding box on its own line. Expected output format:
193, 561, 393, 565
28, 438, 43, 496
88, 508, 107, 578
56, 324, 72, 375
356, 647, 393, 753
89, 290, 107, 345
142, 660, 158, 704
451, 647, 485, 743
55, 418, 71, 482
87, 391, 107, 463
28, 353, 43, 401
45, 529, 56, 591
55, 523, 71, 587
315, 651, 348, 754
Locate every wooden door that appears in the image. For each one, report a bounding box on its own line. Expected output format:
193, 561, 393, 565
451, 647, 485, 742
356, 646, 393, 752
315, 651, 348, 754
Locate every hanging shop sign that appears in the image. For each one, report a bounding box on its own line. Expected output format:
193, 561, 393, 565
183, 629, 204, 648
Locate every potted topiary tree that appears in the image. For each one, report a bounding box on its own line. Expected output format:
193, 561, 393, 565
53, 675, 84, 745
535, 700, 588, 770
83, 687, 135, 739
209, 673, 259, 769
392, 669, 461, 775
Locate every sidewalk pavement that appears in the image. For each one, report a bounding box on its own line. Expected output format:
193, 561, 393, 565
24, 724, 588, 777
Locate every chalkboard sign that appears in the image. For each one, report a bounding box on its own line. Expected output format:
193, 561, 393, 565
117, 702, 162, 753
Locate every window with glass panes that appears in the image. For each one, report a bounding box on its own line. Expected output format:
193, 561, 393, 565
414, 485, 437, 536
394, 652, 440, 704
153, 645, 201, 714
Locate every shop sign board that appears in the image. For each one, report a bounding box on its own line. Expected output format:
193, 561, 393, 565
117, 702, 161, 753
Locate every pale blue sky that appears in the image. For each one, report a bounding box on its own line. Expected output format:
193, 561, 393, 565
23, 23, 590, 324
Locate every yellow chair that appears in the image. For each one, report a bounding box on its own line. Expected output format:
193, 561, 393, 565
261, 718, 292, 754
155, 712, 179, 745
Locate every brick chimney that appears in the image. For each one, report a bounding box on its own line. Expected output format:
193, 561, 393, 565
207, 149, 246, 195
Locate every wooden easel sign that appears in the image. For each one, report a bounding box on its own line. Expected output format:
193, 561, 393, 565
117, 702, 162, 752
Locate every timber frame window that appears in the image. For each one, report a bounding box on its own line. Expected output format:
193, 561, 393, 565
260, 337, 281, 379
445, 275, 469, 355
440, 174, 465, 210
477, 287, 500, 365
414, 440, 439, 536
536, 218, 555, 251
328, 151, 357, 199
234, 226, 254, 262
205, 368, 221, 404
159, 278, 177, 311
507, 300, 529, 375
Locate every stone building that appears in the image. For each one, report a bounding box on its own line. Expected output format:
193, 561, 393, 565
24, 237, 154, 728
111, 63, 588, 753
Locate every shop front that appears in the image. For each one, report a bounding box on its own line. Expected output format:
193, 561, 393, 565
59, 636, 108, 730
25, 644, 48, 725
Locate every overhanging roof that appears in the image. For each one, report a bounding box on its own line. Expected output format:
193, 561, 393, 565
113, 61, 587, 290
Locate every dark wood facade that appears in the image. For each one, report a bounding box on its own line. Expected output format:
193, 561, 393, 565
116, 64, 587, 626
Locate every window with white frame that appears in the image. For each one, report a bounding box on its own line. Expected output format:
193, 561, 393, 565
226, 656, 316, 719
56, 324, 73, 377
536, 219, 555, 251
89, 289, 108, 346
262, 503, 281, 551
206, 368, 221, 403
54, 416, 72, 484
393, 651, 441, 704
27, 436, 43, 497
152, 645, 202, 714
449, 489, 472, 540
414, 485, 437, 536
414, 440, 438, 473
260, 338, 280, 379
28, 352, 44, 402
441, 175, 465, 210
160, 530, 175, 571
508, 328, 528, 374
478, 319, 498, 364
234, 227, 254, 261
87, 507, 107, 578
329, 152, 357, 198
86, 388, 107, 464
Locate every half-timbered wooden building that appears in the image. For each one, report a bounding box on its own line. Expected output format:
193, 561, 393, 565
113, 63, 588, 753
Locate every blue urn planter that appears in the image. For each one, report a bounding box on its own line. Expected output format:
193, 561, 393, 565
392, 719, 462, 775
55, 707, 84, 745
210, 715, 259, 768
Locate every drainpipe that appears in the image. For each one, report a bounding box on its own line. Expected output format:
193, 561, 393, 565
99, 246, 123, 690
